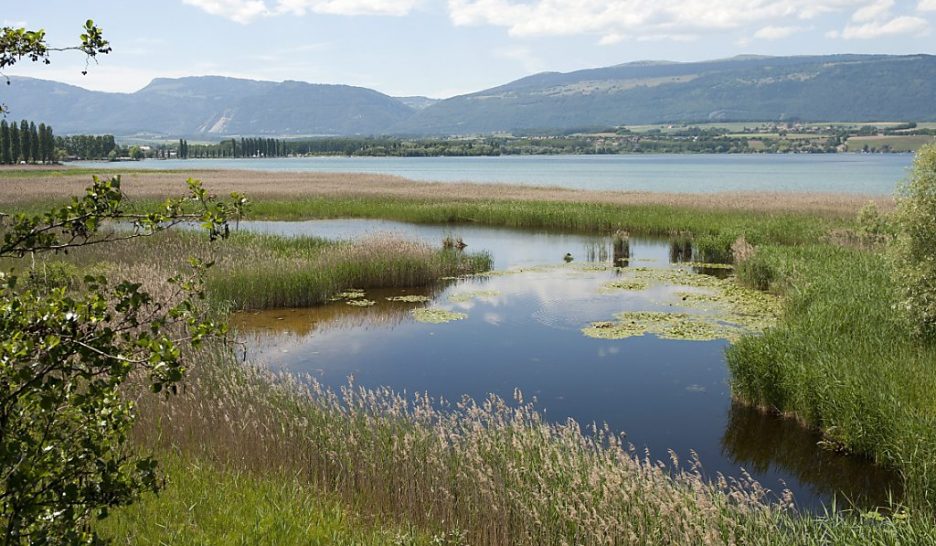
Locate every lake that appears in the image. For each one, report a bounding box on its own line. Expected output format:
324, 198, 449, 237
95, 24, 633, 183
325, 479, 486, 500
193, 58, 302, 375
81, 153, 911, 195
230, 219, 899, 511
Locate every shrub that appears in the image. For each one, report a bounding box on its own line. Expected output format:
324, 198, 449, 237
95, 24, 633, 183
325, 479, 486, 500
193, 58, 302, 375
893, 144, 936, 339
694, 232, 736, 263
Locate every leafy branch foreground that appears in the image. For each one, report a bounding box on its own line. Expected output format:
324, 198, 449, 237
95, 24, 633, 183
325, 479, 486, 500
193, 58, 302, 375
0, 176, 245, 543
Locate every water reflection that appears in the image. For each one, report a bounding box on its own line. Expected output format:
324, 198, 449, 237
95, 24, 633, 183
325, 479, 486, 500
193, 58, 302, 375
722, 402, 901, 508
669, 238, 694, 263
235, 286, 442, 338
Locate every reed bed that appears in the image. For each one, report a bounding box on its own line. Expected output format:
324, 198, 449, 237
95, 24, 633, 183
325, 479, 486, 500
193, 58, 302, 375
27, 229, 491, 310
729, 244, 936, 507
0, 168, 892, 218
210, 233, 490, 310
244, 197, 835, 246
111, 338, 936, 545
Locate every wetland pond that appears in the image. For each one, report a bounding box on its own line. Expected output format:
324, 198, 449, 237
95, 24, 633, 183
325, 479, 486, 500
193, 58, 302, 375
231, 219, 898, 511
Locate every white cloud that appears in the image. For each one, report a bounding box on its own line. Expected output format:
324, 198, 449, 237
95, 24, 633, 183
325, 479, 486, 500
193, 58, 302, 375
839, 15, 929, 38
919, 0, 936, 11
447, 0, 878, 43
275, 0, 419, 16
851, 0, 893, 22
182, 0, 270, 24
182, 0, 418, 22
753, 25, 804, 39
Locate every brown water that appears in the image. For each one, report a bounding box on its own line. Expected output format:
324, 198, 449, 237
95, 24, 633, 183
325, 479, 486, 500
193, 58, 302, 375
231, 219, 900, 511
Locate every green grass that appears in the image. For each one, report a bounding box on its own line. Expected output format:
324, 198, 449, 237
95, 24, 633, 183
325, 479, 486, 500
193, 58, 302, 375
10, 229, 492, 311
10, 194, 846, 253
208, 232, 492, 309
728, 244, 936, 506
97, 455, 442, 546
0, 166, 189, 178
846, 135, 936, 152
243, 197, 836, 246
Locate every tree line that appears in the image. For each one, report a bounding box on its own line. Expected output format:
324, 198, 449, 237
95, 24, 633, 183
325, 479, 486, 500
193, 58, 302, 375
56, 134, 117, 160
163, 134, 843, 158
176, 137, 288, 159
0, 119, 54, 164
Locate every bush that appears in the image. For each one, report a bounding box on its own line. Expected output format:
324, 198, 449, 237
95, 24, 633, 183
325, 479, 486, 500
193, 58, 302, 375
893, 144, 936, 339
736, 253, 775, 291
694, 232, 735, 263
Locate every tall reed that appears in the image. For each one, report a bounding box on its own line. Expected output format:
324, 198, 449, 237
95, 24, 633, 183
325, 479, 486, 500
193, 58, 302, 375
729, 244, 936, 507
118, 340, 936, 545
19, 229, 491, 310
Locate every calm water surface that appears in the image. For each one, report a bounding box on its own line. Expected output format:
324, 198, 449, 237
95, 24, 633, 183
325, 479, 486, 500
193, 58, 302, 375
231, 219, 899, 511
82, 154, 911, 195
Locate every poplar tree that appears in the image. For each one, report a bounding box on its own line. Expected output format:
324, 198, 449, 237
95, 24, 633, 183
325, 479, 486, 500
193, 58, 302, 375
37, 123, 47, 163
30, 122, 39, 162
20, 120, 30, 162
10, 122, 21, 163
0, 120, 11, 164
46, 124, 56, 162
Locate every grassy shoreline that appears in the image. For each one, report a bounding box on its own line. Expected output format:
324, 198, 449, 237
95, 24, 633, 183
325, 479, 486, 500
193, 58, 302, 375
730, 247, 936, 499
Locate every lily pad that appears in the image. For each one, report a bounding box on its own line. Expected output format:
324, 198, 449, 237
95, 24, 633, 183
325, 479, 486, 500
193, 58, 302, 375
581, 320, 648, 339
412, 308, 467, 324
582, 311, 745, 341
386, 295, 433, 303
328, 289, 366, 302
345, 299, 376, 307
448, 289, 501, 303
600, 278, 649, 292
678, 262, 735, 270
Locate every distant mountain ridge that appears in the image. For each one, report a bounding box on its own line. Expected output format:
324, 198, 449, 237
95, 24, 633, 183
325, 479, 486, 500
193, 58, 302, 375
3, 54, 935, 137
3, 76, 412, 136
396, 54, 936, 134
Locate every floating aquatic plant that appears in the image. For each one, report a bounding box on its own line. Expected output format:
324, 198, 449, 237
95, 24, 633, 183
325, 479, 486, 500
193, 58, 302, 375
345, 299, 376, 307
600, 278, 649, 292
386, 295, 432, 303
581, 320, 648, 339
584, 268, 780, 342
679, 262, 735, 270
448, 290, 501, 303
582, 311, 739, 341
328, 289, 367, 302
412, 308, 467, 324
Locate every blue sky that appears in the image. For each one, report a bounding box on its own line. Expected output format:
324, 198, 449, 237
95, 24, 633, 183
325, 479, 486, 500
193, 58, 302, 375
4, 0, 935, 98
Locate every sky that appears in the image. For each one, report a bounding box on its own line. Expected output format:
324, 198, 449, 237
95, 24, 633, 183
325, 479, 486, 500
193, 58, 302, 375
3, 0, 935, 99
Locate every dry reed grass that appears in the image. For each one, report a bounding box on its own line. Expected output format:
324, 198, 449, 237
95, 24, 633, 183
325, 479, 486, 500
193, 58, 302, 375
130, 341, 792, 546
0, 168, 893, 217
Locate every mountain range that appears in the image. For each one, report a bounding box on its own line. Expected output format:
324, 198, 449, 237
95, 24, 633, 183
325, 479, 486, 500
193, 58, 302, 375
3, 54, 935, 137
